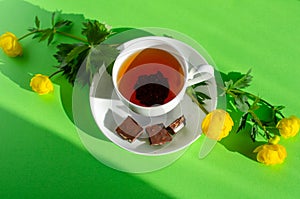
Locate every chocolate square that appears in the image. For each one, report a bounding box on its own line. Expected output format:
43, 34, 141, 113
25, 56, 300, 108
115, 116, 143, 143
146, 123, 172, 146
166, 115, 186, 135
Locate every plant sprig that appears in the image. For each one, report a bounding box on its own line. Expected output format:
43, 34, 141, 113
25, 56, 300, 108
22, 13, 74, 45
20, 12, 119, 85
223, 69, 285, 142
189, 69, 285, 142
186, 81, 211, 114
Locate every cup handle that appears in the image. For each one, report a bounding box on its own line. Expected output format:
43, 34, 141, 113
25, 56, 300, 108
187, 64, 214, 87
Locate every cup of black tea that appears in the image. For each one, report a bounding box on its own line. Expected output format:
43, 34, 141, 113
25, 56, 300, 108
112, 36, 214, 117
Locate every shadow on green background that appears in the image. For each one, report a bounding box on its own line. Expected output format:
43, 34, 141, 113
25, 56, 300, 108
219, 108, 264, 161
0, 107, 170, 198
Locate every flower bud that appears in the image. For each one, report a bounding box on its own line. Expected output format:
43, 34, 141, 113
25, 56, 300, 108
0, 32, 23, 57
253, 144, 287, 165
30, 74, 54, 95
201, 109, 234, 141
276, 116, 300, 138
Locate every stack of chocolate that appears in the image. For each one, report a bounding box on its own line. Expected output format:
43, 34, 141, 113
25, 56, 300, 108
115, 115, 186, 146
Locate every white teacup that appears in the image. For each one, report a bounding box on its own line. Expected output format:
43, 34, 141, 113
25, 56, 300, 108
112, 36, 214, 117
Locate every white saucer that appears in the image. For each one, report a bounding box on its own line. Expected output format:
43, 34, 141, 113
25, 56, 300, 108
89, 36, 217, 156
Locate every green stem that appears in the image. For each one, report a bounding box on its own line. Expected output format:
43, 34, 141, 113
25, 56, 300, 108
229, 88, 285, 118
18, 30, 40, 41
186, 87, 209, 115
226, 87, 283, 140
56, 31, 88, 43
265, 126, 278, 130
245, 91, 285, 118
242, 90, 273, 108
227, 90, 238, 98
249, 110, 271, 139
49, 69, 63, 79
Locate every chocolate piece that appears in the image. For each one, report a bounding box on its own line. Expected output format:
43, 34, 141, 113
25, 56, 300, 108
146, 123, 172, 146
134, 71, 169, 106
115, 116, 143, 143
166, 115, 186, 135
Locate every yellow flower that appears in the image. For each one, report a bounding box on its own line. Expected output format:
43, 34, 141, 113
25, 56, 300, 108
0, 32, 23, 57
201, 109, 234, 141
30, 74, 54, 95
253, 144, 287, 165
276, 116, 300, 138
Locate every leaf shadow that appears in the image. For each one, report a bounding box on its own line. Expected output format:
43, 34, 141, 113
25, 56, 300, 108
0, 0, 155, 126
219, 108, 265, 161
218, 71, 270, 161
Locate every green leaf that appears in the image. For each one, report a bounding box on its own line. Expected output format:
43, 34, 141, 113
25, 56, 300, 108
250, 123, 258, 142
222, 80, 234, 95
87, 44, 119, 76
224, 80, 233, 90
51, 12, 56, 27
32, 33, 41, 39
54, 43, 78, 63
105, 61, 115, 76
28, 27, 37, 32
195, 92, 211, 100
39, 28, 52, 42
54, 43, 91, 85
274, 105, 285, 111
191, 81, 208, 89
232, 69, 253, 89
195, 91, 211, 104
234, 94, 249, 112
35, 16, 40, 29
236, 112, 249, 133
54, 20, 72, 29
65, 44, 90, 64
47, 32, 54, 45
82, 20, 111, 45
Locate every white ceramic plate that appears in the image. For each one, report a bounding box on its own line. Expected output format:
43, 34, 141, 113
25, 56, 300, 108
89, 37, 217, 156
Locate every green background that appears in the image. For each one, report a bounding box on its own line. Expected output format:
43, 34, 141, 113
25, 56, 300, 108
1, 0, 300, 198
